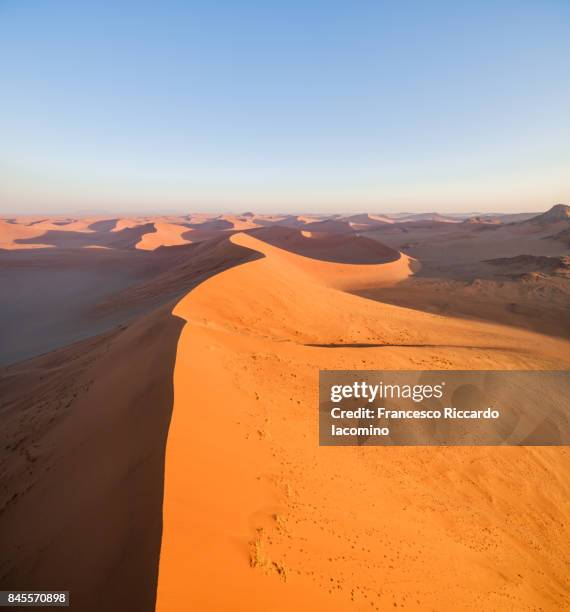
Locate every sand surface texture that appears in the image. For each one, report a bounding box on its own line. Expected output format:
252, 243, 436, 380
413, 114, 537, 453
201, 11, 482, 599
1, 206, 569, 611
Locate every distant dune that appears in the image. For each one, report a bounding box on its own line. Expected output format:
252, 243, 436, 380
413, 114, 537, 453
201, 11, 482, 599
136, 222, 193, 250
386, 212, 460, 223
341, 213, 394, 229
250, 225, 400, 264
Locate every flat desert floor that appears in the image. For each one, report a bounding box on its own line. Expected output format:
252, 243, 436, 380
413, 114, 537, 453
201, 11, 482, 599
0, 207, 569, 611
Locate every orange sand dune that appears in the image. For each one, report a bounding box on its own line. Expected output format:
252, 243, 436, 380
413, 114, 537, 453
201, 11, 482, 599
1, 216, 194, 251
112, 218, 150, 232
156, 232, 570, 611
250, 226, 398, 262
0, 220, 154, 250
31, 218, 102, 232
12, 217, 120, 234
245, 229, 415, 289
1, 210, 569, 611
296, 215, 323, 224
93, 235, 262, 317
343, 213, 395, 230
0, 220, 54, 249
0, 217, 110, 249
136, 222, 193, 250
217, 215, 261, 230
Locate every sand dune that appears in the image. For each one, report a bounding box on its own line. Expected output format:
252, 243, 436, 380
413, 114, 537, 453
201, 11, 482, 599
0, 247, 174, 364
241, 230, 414, 290
341, 213, 395, 230
111, 218, 151, 232
1, 221, 155, 250
359, 205, 570, 339
0, 305, 185, 612
186, 218, 234, 231
0, 220, 55, 249
299, 219, 354, 234
93, 235, 263, 316
250, 226, 399, 263
1, 207, 569, 611
136, 222, 193, 250
388, 212, 461, 223
217, 215, 261, 230
0, 234, 263, 366
156, 231, 570, 611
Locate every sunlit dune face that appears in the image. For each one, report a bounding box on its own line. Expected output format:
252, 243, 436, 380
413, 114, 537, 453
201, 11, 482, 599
1, 206, 569, 611
135, 222, 193, 251
156, 222, 570, 611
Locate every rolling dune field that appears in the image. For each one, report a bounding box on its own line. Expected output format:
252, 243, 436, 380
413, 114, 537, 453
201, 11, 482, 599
1, 207, 569, 611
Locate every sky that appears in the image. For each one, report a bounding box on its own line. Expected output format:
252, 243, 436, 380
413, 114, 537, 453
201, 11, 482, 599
0, 0, 569, 215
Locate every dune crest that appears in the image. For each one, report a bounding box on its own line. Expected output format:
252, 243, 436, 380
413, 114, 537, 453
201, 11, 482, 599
1, 207, 569, 610
136, 222, 193, 250
156, 230, 570, 611
237, 230, 414, 290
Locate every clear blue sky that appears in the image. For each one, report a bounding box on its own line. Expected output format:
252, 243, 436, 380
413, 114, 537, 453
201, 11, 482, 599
0, 0, 568, 214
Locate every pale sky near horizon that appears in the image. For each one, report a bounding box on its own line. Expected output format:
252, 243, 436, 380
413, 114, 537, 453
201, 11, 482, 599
0, 0, 569, 215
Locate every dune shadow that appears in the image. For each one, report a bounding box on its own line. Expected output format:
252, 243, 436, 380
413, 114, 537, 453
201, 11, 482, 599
354, 280, 570, 341
0, 311, 183, 612
14, 223, 155, 249
305, 342, 524, 351
0, 240, 264, 611
87, 218, 119, 232
248, 226, 401, 264
185, 218, 233, 231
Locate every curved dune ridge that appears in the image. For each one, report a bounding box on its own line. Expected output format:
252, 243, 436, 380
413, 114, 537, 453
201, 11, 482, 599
241, 230, 415, 290
156, 232, 570, 611
136, 222, 193, 251
0, 237, 267, 612
343, 213, 395, 230
1, 209, 569, 610
250, 226, 400, 264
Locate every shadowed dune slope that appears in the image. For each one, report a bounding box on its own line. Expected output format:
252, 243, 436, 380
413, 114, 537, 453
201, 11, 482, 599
8, 223, 156, 250
0, 220, 54, 249
0, 247, 170, 365
249, 226, 400, 265
157, 232, 570, 611
94, 235, 264, 315
240, 230, 415, 290
0, 236, 261, 366
0, 237, 266, 610
358, 208, 570, 339
0, 305, 184, 612
297, 219, 354, 234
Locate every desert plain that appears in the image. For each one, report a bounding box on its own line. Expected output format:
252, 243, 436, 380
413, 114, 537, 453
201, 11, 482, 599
0, 205, 569, 611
